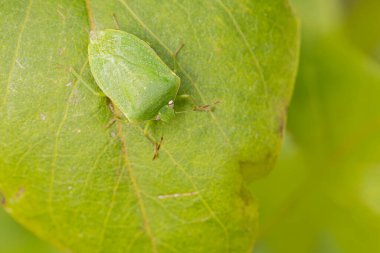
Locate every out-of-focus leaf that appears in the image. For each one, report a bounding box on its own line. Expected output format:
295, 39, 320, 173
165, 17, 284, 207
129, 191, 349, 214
291, 0, 342, 32
0, 208, 58, 253
344, 0, 380, 62
0, 0, 299, 252
252, 0, 380, 253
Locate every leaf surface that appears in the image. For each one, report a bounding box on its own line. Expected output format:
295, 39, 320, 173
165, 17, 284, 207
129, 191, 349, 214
0, 0, 299, 252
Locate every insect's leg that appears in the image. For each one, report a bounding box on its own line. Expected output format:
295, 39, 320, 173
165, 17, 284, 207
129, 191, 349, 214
104, 102, 128, 129
105, 118, 116, 129
70, 67, 105, 97
152, 137, 163, 160
173, 43, 185, 59
143, 120, 164, 160
105, 117, 129, 129
112, 13, 120, 29
193, 100, 221, 112
172, 43, 185, 73
143, 121, 160, 148
176, 94, 221, 112
143, 120, 155, 139
112, 13, 121, 30
176, 94, 196, 104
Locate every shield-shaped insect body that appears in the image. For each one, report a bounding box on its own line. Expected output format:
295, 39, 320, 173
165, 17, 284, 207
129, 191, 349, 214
88, 29, 180, 122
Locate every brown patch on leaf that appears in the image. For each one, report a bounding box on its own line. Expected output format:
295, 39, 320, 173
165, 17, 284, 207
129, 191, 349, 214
277, 104, 289, 137
239, 153, 276, 182
15, 187, 25, 201
278, 117, 285, 136
0, 191, 5, 206
239, 185, 253, 206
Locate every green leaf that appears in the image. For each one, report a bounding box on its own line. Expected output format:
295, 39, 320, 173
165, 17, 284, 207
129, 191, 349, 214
0, 208, 58, 253
343, 0, 380, 62
252, 1, 380, 252
290, 0, 342, 32
0, 0, 299, 252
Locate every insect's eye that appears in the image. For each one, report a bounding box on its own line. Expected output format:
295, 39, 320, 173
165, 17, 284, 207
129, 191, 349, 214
168, 100, 174, 109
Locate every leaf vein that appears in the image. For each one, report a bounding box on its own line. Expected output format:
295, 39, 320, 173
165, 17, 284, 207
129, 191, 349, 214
161, 147, 230, 252
1, 0, 33, 109
114, 106, 158, 253
97, 147, 127, 251
48, 61, 88, 227
84, 2, 157, 251
135, 125, 230, 252
216, 0, 268, 98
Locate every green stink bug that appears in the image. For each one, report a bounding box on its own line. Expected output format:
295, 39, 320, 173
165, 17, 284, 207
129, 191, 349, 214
84, 29, 215, 159
88, 29, 180, 123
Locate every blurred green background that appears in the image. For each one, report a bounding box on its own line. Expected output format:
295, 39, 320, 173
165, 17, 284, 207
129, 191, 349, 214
252, 0, 380, 252
0, 209, 57, 253
1, 0, 380, 252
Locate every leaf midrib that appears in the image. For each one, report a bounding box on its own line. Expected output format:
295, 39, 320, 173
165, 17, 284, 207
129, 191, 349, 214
84, 1, 158, 252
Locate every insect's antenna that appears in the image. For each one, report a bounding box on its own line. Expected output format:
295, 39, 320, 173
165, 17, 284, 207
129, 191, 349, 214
112, 13, 121, 30
173, 43, 185, 59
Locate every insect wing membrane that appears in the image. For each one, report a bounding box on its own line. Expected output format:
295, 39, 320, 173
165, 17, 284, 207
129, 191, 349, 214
88, 29, 180, 122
